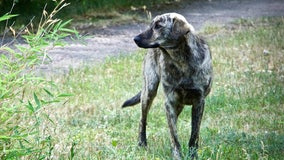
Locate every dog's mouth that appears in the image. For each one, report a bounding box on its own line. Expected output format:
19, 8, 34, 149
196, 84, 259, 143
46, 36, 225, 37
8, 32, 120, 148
133, 36, 160, 49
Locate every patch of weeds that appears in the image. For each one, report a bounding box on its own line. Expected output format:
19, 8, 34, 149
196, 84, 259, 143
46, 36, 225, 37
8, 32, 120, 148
199, 128, 284, 159
200, 23, 223, 35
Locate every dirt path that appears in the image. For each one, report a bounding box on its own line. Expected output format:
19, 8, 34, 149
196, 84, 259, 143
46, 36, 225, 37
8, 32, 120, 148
44, 0, 284, 74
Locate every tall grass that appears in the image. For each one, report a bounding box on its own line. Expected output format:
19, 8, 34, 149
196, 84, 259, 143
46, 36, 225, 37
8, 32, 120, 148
0, 0, 80, 159
42, 17, 283, 159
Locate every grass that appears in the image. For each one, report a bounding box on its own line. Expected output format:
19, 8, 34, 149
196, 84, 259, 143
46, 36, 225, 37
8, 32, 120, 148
2, 17, 284, 159
42, 17, 284, 159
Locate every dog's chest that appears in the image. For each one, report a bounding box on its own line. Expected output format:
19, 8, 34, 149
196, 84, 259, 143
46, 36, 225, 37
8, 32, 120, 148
159, 53, 208, 104
159, 53, 195, 85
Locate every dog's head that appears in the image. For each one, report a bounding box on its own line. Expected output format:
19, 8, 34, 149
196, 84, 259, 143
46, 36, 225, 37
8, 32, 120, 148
134, 13, 195, 49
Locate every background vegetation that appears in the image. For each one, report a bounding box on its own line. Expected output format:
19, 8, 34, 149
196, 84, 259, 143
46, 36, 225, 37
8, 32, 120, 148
0, 0, 173, 31
1, 0, 283, 159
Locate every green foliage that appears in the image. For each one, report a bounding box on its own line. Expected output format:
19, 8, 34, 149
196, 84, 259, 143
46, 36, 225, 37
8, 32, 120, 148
0, 13, 19, 22
0, 1, 79, 159
0, 0, 171, 30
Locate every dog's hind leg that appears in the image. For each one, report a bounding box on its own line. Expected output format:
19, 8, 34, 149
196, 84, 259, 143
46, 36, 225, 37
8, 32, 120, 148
138, 53, 160, 147
188, 98, 205, 159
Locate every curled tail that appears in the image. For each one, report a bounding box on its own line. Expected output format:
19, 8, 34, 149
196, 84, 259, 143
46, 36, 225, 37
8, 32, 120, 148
122, 91, 141, 108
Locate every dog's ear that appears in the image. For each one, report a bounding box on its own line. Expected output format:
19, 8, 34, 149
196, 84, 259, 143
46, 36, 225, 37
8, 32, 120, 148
171, 17, 194, 39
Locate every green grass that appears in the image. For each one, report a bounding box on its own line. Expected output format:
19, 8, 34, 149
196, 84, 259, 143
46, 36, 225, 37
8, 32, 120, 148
2, 17, 284, 159
42, 17, 284, 159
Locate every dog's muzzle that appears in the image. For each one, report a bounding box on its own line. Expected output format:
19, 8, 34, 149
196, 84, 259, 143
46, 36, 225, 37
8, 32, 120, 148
134, 35, 159, 48
133, 36, 142, 46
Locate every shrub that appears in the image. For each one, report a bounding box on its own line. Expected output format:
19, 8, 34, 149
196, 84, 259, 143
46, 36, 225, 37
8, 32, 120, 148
0, 0, 78, 159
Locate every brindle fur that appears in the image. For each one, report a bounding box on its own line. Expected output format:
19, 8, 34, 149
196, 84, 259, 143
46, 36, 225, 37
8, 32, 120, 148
122, 13, 213, 159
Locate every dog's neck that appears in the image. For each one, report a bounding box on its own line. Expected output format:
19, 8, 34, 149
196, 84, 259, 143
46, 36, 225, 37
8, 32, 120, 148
159, 41, 189, 65
160, 36, 187, 54
159, 32, 208, 66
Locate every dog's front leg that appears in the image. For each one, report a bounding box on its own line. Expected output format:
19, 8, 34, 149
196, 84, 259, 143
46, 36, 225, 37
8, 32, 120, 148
138, 87, 157, 147
188, 98, 205, 159
138, 53, 160, 147
165, 96, 183, 160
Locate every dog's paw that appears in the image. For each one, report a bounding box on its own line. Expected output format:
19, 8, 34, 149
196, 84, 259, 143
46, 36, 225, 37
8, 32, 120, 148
138, 140, 147, 147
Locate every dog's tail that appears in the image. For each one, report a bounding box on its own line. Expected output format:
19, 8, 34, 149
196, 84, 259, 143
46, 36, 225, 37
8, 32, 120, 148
122, 91, 141, 108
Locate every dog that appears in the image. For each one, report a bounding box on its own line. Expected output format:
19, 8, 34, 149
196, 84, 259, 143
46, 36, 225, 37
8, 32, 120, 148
122, 13, 213, 159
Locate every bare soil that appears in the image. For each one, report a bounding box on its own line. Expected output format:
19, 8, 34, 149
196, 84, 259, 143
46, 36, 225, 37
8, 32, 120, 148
42, 0, 284, 73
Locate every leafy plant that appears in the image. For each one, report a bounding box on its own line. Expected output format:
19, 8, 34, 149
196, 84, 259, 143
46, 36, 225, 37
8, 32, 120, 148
0, 0, 79, 159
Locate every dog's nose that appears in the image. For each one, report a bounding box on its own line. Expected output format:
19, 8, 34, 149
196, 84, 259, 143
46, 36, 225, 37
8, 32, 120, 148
134, 36, 141, 43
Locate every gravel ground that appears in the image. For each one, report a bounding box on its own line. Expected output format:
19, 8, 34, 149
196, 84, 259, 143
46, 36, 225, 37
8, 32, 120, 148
8, 0, 284, 74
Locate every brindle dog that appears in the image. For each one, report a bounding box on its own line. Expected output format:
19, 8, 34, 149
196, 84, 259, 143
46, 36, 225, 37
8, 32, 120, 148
122, 13, 213, 159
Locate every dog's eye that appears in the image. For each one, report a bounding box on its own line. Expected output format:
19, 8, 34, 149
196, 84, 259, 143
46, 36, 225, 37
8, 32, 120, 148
154, 24, 162, 30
